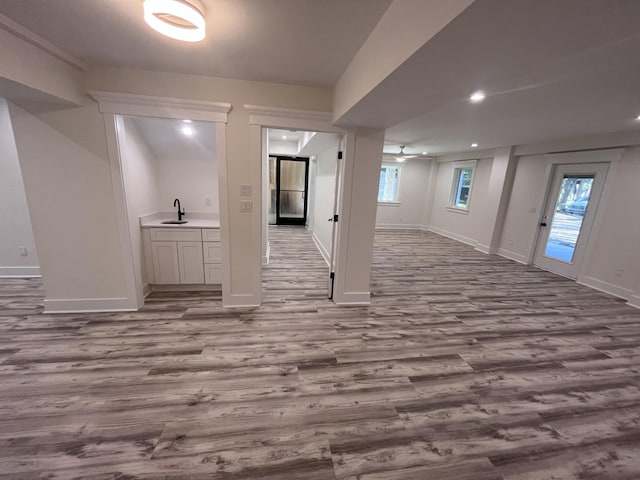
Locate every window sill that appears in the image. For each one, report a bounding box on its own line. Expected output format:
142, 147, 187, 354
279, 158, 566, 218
446, 206, 470, 214
378, 201, 401, 206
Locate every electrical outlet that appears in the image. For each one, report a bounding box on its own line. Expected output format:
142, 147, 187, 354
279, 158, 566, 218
205, 197, 212, 207
240, 184, 252, 196
240, 200, 252, 212
18, 246, 28, 257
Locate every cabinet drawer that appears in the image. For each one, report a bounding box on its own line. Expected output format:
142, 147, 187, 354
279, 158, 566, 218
150, 228, 201, 242
203, 242, 221, 263
205, 264, 223, 284
202, 229, 221, 242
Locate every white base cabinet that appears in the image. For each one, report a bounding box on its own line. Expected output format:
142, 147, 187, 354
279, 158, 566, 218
144, 228, 221, 286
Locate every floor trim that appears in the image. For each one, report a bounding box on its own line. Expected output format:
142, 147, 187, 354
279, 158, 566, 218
43, 297, 137, 313
312, 232, 331, 266
0, 266, 41, 277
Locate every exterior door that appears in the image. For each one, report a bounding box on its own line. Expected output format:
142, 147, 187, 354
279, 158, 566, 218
533, 162, 608, 278
276, 157, 309, 225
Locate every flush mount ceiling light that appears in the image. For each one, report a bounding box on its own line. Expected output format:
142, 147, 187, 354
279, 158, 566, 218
469, 91, 486, 103
182, 125, 194, 136
144, 0, 206, 42
182, 119, 192, 123
471, 143, 479, 148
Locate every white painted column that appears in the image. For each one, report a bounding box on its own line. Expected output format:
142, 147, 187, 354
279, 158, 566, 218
333, 128, 385, 305
475, 146, 517, 254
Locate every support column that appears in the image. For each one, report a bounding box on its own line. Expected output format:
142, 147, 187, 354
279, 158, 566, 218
475, 146, 517, 254
333, 128, 385, 305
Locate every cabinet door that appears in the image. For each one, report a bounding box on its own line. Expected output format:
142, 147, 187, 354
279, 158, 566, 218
177, 241, 205, 284
203, 242, 221, 263
204, 264, 223, 284
151, 242, 180, 284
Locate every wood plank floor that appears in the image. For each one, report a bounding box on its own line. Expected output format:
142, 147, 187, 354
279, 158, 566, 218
1, 227, 640, 479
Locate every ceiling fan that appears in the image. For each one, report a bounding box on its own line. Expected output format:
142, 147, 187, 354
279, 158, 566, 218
383, 145, 427, 162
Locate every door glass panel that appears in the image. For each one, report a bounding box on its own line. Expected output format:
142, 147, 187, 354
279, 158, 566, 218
268, 157, 277, 224
279, 160, 306, 220
544, 175, 594, 262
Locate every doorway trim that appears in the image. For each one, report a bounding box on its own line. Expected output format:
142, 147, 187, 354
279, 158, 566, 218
90, 91, 231, 310
245, 104, 355, 304
525, 148, 623, 285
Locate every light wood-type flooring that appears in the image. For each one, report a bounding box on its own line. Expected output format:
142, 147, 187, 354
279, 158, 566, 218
1, 227, 640, 479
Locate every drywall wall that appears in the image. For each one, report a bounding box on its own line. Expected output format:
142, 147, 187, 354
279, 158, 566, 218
118, 116, 160, 288
581, 147, 640, 296
498, 154, 547, 263
428, 157, 493, 246
376, 158, 432, 228
85, 66, 333, 307
311, 141, 339, 262
0, 99, 39, 276
268, 140, 298, 155
154, 153, 218, 214
9, 101, 128, 310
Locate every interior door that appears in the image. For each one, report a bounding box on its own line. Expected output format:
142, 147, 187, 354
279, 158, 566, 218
533, 162, 608, 278
276, 157, 308, 225
327, 138, 344, 298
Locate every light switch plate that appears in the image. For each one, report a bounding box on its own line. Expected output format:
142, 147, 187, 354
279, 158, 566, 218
240, 184, 252, 196
240, 200, 252, 212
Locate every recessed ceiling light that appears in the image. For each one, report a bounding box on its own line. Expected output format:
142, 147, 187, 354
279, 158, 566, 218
182, 119, 192, 124
471, 143, 478, 148
422, 151, 427, 155
636, 115, 640, 120
182, 126, 194, 136
282, 135, 287, 140
469, 91, 486, 103
143, 0, 206, 42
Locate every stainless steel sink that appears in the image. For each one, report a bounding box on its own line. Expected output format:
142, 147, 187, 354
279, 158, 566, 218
161, 220, 188, 225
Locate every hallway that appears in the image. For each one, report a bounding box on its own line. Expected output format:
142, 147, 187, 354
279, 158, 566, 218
0, 230, 639, 478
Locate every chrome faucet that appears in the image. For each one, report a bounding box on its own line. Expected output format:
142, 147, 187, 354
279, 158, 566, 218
173, 198, 185, 221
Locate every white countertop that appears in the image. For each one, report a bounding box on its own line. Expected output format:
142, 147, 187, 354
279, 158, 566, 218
140, 212, 220, 229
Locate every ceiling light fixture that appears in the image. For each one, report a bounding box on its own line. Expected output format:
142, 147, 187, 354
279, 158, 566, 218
144, 0, 206, 43
282, 135, 287, 139
182, 126, 194, 136
469, 91, 486, 103
396, 157, 406, 163
471, 143, 478, 148
422, 151, 427, 155
182, 119, 192, 123
636, 115, 640, 120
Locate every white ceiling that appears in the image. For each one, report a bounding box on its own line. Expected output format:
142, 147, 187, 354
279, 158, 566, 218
0, 0, 391, 87
339, 0, 640, 155
125, 116, 217, 159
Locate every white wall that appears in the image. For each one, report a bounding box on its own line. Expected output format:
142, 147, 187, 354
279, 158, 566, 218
118, 116, 160, 290
428, 157, 493, 246
376, 158, 431, 228
311, 142, 339, 262
498, 154, 547, 263
268, 140, 299, 156
0, 99, 40, 276
154, 154, 218, 214
9, 101, 128, 311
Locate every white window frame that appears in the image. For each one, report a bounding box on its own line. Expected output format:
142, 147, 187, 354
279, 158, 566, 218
448, 160, 476, 212
378, 163, 402, 205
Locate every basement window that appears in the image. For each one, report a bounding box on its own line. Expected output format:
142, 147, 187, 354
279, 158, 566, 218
449, 161, 476, 210
378, 165, 401, 203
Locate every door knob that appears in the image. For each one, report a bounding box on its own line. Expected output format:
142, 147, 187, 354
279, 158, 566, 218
540, 222, 547, 227
328, 217, 333, 222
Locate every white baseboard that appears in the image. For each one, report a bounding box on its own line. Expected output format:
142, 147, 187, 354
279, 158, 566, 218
142, 283, 152, 298
375, 223, 422, 230
44, 297, 137, 313
333, 291, 371, 305
496, 248, 528, 264
223, 293, 261, 308
263, 241, 270, 266
312, 232, 331, 266
627, 294, 640, 310
0, 266, 41, 277
426, 226, 477, 248
475, 243, 494, 255
578, 276, 634, 302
